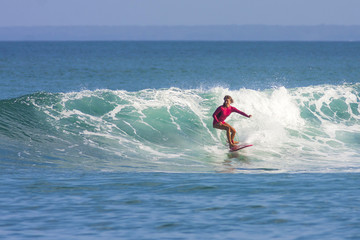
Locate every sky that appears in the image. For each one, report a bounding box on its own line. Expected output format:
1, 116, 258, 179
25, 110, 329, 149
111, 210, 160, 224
1, 0, 360, 27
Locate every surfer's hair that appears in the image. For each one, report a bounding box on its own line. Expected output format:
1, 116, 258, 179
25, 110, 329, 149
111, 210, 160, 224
224, 95, 234, 104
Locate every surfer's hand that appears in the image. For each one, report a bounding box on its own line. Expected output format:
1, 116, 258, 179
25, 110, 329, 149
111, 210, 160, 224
248, 115, 252, 118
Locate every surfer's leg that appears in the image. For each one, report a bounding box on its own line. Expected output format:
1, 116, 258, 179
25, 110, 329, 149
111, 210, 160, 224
218, 123, 237, 147
222, 123, 238, 145
226, 125, 237, 144
226, 129, 235, 147
213, 123, 235, 147
230, 127, 237, 144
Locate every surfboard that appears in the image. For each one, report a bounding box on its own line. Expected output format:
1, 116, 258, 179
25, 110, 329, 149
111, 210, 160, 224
229, 144, 253, 152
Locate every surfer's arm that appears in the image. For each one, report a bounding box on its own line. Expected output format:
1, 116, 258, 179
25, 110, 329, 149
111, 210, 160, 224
212, 107, 222, 124
232, 107, 251, 118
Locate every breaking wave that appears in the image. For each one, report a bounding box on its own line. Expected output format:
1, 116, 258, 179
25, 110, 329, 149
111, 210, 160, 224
1, 84, 359, 173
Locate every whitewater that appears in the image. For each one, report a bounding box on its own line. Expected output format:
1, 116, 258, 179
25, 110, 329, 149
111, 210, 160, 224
2, 84, 359, 173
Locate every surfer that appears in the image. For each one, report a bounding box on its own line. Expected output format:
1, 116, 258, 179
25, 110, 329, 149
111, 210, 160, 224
213, 95, 252, 148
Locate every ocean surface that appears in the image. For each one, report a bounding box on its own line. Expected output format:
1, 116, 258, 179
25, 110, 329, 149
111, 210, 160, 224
1, 41, 360, 239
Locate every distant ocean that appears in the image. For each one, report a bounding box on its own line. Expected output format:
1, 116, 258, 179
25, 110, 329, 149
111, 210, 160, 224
1, 41, 360, 239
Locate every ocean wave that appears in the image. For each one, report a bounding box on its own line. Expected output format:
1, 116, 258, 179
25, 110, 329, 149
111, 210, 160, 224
1, 84, 359, 173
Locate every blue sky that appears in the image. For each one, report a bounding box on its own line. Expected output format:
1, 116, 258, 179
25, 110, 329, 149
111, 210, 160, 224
1, 0, 360, 27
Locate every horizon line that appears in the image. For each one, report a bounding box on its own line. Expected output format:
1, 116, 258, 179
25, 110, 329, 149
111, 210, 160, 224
2, 24, 360, 28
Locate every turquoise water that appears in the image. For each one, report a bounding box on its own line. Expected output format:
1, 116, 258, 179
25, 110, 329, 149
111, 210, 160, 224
1, 42, 360, 239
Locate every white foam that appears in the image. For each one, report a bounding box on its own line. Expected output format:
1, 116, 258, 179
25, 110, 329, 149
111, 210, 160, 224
207, 84, 360, 173
28, 85, 360, 173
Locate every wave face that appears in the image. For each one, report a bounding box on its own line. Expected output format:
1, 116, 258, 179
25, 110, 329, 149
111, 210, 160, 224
1, 84, 359, 173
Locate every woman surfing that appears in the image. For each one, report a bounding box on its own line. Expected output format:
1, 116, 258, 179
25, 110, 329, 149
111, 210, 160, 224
212, 95, 252, 149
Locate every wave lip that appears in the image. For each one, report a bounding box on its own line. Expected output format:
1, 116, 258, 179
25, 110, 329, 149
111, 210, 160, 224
0, 84, 359, 173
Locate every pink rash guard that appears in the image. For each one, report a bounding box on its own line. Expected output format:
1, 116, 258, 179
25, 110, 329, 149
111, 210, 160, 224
212, 105, 250, 126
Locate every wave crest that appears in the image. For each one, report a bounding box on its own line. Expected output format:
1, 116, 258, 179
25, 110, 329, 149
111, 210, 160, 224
1, 84, 359, 173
